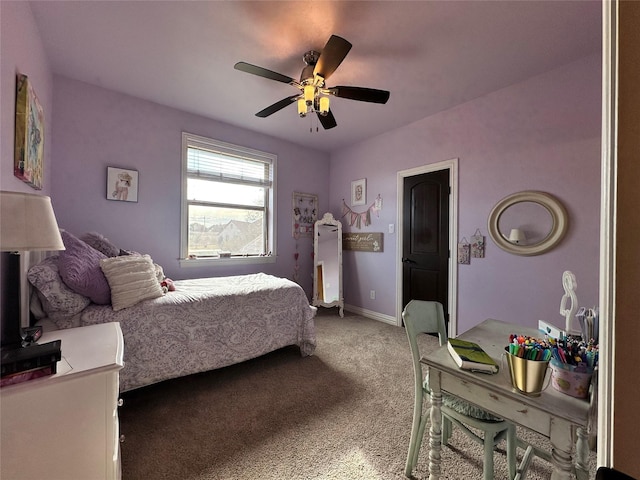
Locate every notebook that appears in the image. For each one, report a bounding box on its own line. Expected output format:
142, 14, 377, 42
447, 338, 498, 374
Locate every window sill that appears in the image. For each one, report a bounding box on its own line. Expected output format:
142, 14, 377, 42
179, 255, 276, 268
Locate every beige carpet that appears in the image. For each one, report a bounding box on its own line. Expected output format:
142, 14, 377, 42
119, 309, 596, 479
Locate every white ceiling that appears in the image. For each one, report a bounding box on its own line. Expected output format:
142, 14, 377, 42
29, 1, 602, 154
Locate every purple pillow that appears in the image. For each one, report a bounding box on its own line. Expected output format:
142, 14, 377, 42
80, 232, 120, 257
57, 230, 111, 305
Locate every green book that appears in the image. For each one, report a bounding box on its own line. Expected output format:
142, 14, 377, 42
447, 338, 498, 374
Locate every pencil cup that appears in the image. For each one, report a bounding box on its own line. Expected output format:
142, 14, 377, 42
503, 347, 550, 397
549, 359, 594, 399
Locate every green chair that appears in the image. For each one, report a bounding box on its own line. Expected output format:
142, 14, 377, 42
403, 299, 517, 479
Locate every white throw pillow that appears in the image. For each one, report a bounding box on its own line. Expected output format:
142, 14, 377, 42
100, 255, 164, 311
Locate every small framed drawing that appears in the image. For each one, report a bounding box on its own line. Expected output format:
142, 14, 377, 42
292, 192, 318, 238
351, 178, 366, 206
107, 167, 138, 202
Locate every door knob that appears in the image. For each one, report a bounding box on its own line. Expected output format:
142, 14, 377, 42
402, 258, 416, 264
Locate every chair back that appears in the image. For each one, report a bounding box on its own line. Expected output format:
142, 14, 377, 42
403, 300, 448, 346
403, 300, 448, 390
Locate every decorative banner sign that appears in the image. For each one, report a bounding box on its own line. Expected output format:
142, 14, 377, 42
343, 232, 384, 252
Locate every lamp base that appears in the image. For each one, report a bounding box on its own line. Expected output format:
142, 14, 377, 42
0, 252, 22, 349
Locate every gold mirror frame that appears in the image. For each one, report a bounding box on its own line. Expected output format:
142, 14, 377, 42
487, 191, 568, 256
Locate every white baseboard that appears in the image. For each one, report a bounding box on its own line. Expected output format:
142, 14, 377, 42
344, 304, 398, 326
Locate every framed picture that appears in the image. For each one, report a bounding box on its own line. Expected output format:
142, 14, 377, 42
292, 192, 318, 238
351, 178, 366, 206
107, 167, 138, 202
14, 74, 44, 190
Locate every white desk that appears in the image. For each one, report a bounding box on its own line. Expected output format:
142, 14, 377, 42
421, 319, 590, 480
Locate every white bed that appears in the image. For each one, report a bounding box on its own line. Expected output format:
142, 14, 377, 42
27, 232, 317, 392
79, 273, 316, 391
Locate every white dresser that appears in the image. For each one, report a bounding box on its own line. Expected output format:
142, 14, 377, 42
1, 322, 125, 480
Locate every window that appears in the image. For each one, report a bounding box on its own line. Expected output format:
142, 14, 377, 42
180, 133, 276, 266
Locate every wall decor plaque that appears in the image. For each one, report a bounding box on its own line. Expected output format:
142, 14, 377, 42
292, 192, 318, 238
342, 232, 383, 252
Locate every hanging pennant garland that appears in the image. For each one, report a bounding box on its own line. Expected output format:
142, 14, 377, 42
341, 195, 383, 229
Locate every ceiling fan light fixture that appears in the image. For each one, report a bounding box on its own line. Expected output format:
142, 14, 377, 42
319, 96, 330, 115
235, 35, 389, 131
304, 85, 315, 106
297, 98, 307, 117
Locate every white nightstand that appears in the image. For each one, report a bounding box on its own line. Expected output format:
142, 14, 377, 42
1, 322, 124, 480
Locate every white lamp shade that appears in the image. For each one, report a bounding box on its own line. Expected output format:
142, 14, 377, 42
304, 85, 315, 105
297, 98, 307, 116
319, 96, 330, 114
508, 228, 526, 244
0, 191, 65, 251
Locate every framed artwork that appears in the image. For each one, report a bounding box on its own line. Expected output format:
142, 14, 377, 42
107, 167, 139, 202
14, 74, 44, 190
351, 178, 366, 206
292, 192, 318, 238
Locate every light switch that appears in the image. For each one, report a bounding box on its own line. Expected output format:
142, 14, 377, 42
388, 224, 395, 234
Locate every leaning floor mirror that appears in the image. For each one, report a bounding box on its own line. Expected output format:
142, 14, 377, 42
313, 212, 344, 317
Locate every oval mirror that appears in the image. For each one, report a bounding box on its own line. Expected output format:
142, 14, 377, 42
488, 191, 568, 256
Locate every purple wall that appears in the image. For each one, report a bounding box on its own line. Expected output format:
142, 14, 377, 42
50, 77, 329, 297
329, 54, 602, 333
0, 1, 53, 196
1, 2, 601, 335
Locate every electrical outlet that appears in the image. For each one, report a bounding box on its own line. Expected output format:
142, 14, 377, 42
370, 290, 376, 300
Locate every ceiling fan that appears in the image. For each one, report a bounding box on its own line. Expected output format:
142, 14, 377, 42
234, 35, 390, 130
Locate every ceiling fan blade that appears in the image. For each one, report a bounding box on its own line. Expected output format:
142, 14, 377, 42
234, 62, 296, 85
255, 95, 299, 118
317, 110, 337, 130
314, 35, 352, 81
329, 86, 390, 104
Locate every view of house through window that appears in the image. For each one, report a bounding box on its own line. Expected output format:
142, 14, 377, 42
181, 133, 275, 261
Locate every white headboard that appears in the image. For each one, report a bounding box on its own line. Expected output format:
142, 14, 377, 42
21, 250, 50, 328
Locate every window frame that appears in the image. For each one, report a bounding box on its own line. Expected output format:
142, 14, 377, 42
179, 132, 277, 267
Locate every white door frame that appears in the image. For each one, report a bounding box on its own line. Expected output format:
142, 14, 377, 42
396, 158, 459, 337
598, 0, 616, 466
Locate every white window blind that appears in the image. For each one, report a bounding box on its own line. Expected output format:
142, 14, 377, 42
180, 132, 277, 266
186, 148, 271, 188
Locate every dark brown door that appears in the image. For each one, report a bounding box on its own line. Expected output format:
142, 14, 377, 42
402, 169, 450, 325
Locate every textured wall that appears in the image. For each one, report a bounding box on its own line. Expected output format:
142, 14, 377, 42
0, 1, 53, 195
329, 54, 602, 334
49, 76, 329, 295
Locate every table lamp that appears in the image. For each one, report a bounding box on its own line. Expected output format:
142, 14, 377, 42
0, 191, 65, 349
508, 228, 526, 245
